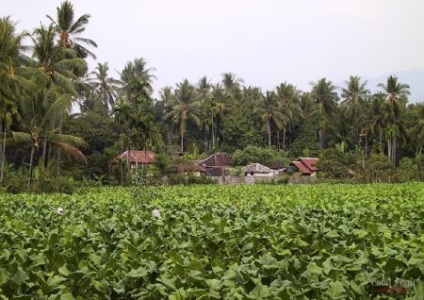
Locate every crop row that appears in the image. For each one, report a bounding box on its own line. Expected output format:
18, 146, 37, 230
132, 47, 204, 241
0, 184, 423, 299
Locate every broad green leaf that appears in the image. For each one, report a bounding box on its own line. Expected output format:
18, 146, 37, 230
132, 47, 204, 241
326, 281, 346, 298
127, 267, 148, 278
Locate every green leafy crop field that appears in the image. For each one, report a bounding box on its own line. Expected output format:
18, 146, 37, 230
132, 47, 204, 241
0, 184, 423, 299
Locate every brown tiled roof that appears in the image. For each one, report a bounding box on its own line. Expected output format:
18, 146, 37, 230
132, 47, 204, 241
201, 152, 232, 167
116, 150, 156, 164
291, 157, 319, 174
178, 161, 205, 173
299, 157, 318, 172
202, 167, 228, 177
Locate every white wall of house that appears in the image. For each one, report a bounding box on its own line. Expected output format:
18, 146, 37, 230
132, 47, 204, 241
245, 172, 275, 178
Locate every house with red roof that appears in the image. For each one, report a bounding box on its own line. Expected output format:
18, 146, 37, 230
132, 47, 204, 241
115, 150, 156, 169
290, 157, 319, 175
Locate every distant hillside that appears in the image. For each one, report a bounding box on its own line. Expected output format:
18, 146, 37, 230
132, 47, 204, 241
365, 69, 424, 103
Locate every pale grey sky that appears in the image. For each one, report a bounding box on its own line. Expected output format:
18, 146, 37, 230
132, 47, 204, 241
3, 0, 424, 99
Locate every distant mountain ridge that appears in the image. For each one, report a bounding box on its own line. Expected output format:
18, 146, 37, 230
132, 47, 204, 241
335, 69, 424, 103
363, 69, 424, 103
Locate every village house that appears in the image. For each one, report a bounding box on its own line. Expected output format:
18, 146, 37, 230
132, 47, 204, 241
115, 150, 156, 169
242, 163, 278, 177
199, 152, 233, 176
290, 157, 319, 175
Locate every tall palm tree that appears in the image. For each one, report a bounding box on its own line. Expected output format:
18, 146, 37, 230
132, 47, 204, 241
208, 84, 227, 151
31, 24, 86, 94
256, 91, 286, 148
408, 104, 424, 156
86, 62, 119, 113
29, 23, 86, 174
47, 0, 97, 59
160, 86, 174, 105
377, 75, 410, 165
118, 58, 156, 103
310, 78, 339, 148
12, 90, 87, 188
0, 17, 30, 181
165, 80, 201, 153
276, 82, 302, 150
222, 72, 244, 92
222, 72, 244, 106
341, 76, 369, 118
364, 94, 388, 152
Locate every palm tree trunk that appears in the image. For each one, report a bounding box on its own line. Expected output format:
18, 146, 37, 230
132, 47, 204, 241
127, 128, 131, 169
180, 131, 184, 154
392, 137, 397, 165
267, 119, 271, 148
0, 123, 6, 182
319, 128, 325, 149
43, 138, 48, 169
379, 128, 383, 152
27, 145, 35, 190
277, 131, 280, 151
211, 115, 216, 151
282, 128, 286, 151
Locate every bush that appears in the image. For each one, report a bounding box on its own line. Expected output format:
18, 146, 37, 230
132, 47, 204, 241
167, 174, 216, 185
233, 146, 290, 167
32, 176, 75, 194
3, 172, 27, 194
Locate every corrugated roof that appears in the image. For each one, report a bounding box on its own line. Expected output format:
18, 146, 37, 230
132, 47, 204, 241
242, 163, 274, 174
116, 150, 156, 164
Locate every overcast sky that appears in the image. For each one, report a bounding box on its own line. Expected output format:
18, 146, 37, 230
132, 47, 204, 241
3, 0, 424, 99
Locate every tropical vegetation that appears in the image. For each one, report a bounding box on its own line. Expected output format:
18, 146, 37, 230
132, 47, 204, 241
1, 1, 424, 191
0, 184, 423, 298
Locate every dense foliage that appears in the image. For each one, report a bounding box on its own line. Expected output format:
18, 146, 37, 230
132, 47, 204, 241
0, 184, 423, 298
1, 2, 424, 189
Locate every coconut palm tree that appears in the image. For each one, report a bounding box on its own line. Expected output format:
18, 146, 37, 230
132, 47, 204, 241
118, 58, 156, 103
341, 76, 369, 118
31, 24, 86, 94
364, 94, 388, 152
86, 62, 119, 113
222, 72, 244, 106
12, 90, 87, 188
377, 75, 410, 165
408, 104, 424, 157
256, 91, 287, 148
165, 80, 201, 153
276, 82, 302, 150
0, 17, 30, 181
310, 78, 339, 148
208, 84, 227, 151
47, 0, 97, 59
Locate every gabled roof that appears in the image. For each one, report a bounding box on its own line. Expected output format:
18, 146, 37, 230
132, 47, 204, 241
291, 157, 319, 174
299, 157, 318, 172
242, 163, 274, 174
116, 150, 156, 164
202, 167, 228, 176
201, 152, 232, 167
178, 161, 205, 173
